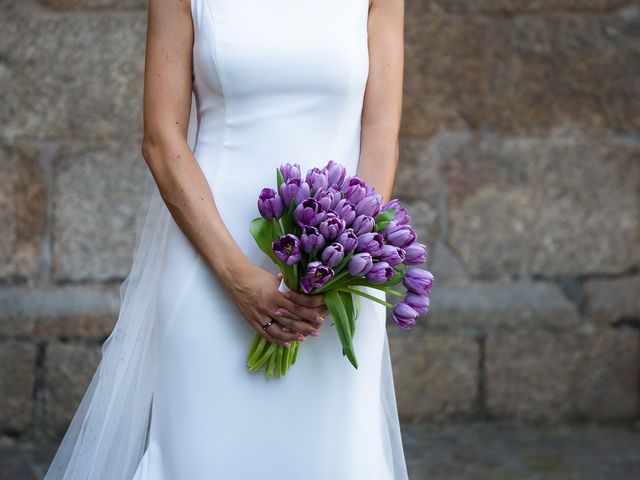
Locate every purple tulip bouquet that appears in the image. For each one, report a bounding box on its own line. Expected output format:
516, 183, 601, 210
246, 161, 435, 378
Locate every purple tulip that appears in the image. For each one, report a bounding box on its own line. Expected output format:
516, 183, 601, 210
320, 242, 345, 267
305, 167, 329, 193
381, 199, 411, 225
293, 198, 324, 227
380, 198, 400, 213
314, 188, 334, 211
257, 188, 284, 220
352, 215, 375, 235
392, 302, 419, 329
385, 224, 417, 249
279, 178, 308, 208
294, 182, 311, 205
365, 261, 396, 284
379, 244, 406, 266
272, 234, 302, 266
347, 252, 373, 276
318, 212, 346, 240
404, 292, 430, 316
300, 226, 326, 254
334, 198, 357, 226
300, 261, 334, 294
404, 242, 427, 265
313, 187, 343, 212
355, 194, 382, 217
336, 228, 358, 253
393, 207, 411, 226
342, 177, 368, 204
380, 220, 397, 236
403, 268, 435, 295
325, 160, 347, 188
356, 232, 384, 256
279, 163, 301, 182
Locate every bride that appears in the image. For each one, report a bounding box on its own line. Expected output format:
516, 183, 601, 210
44, 0, 408, 478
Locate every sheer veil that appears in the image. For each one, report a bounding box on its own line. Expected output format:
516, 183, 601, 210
43, 95, 199, 480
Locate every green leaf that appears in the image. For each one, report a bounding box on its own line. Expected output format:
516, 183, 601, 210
324, 289, 358, 369
250, 217, 279, 264
374, 208, 396, 231
339, 290, 356, 338
281, 200, 296, 235
276, 166, 285, 189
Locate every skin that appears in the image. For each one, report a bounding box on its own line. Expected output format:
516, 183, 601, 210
140, 0, 404, 347
358, 0, 404, 201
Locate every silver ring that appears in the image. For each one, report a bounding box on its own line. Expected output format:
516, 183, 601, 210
261, 319, 276, 330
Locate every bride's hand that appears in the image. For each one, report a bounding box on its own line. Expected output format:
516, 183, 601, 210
230, 265, 328, 348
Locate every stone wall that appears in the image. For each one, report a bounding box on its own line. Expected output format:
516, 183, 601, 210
0, 0, 638, 446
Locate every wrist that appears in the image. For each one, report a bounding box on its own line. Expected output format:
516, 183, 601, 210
206, 249, 253, 286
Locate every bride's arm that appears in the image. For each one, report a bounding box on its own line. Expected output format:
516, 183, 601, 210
140, 0, 325, 345
141, 0, 244, 291
358, 0, 404, 202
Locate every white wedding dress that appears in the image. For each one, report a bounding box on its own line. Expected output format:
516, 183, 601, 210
44, 0, 408, 478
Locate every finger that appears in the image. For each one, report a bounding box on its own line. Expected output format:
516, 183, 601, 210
252, 320, 287, 347
272, 304, 324, 328
272, 312, 319, 337
262, 318, 302, 344
274, 301, 324, 326
254, 320, 295, 348
282, 289, 325, 308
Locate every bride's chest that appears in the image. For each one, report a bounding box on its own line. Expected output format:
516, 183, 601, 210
193, 0, 370, 98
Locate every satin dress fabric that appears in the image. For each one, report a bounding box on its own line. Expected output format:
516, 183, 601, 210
131, 1, 409, 478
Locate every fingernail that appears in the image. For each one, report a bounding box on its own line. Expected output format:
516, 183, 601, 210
316, 316, 324, 323
310, 330, 319, 337
284, 342, 291, 348
298, 335, 305, 342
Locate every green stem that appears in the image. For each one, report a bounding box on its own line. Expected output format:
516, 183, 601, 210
313, 270, 351, 294
249, 342, 277, 372
380, 287, 404, 298
247, 334, 266, 367
338, 287, 394, 308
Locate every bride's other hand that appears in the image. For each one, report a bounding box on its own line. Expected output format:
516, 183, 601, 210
279, 287, 329, 326
230, 265, 325, 348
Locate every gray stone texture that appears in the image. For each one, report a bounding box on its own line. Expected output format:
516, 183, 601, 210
485, 13, 640, 135
389, 330, 480, 422
429, 0, 631, 13
52, 143, 148, 281
0, 3, 146, 143
41, 342, 101, 440
0, 146, 47, 280
0, 341, 37, 434
403, 4, 640, 137
402, 10, 487, 137
486, 330, 639, 421
425, 279, 580, 332
0, 286, 119, 338
447, 137, 640, 277
40, 0, 147, 10
584, 275, 640, 326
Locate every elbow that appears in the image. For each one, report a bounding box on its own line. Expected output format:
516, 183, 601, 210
141, 132, 160, 167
